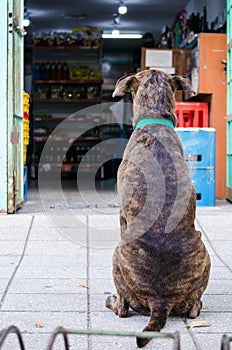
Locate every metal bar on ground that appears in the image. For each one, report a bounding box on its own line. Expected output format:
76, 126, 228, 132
46, 327, 181, 350
0, 325, 26, 350
221, 334, 232, 350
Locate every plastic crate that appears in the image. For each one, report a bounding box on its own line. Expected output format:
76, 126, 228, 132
24, 166, 28, 202
24, 112, 29, 120
189, 168, 216, 206
23, 144, 28, 165
175, 128, 216, 168
24, 119, 29, 135
24, 102, 30, 113
24, 91, 30, 104
176, 102, 209, 127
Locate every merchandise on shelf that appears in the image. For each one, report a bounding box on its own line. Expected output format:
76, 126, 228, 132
156, 5, 226, 49
34, 83, 101, 101
31, 38, 104, 178
32, 62, 102, 82
33, 27, 103, 48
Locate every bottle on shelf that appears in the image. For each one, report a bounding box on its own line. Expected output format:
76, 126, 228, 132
56, 62, 63, 80
40, 62, 46, 80
32, 62, 41, 80
45, 62, 51, 80
50, 62, 57, 80
62, 63, 69, 80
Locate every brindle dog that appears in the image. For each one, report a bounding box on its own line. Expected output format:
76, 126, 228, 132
106, 70, 211, 348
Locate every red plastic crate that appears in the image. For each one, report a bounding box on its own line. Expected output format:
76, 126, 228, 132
176, 102, 209, 127
24, 112, 29, 120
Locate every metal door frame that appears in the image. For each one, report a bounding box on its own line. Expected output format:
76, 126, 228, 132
0, 0, 9, 213
0, 0, 24, 213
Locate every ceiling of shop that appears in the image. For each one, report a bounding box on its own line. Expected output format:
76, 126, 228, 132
25, 0, 189, 44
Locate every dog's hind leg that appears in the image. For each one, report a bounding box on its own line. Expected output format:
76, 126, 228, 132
186, 300, 202, 318
106, 295, 129, 317
136, 299, 172, 348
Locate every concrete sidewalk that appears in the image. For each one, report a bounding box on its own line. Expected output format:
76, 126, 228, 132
0, 185, 231, 350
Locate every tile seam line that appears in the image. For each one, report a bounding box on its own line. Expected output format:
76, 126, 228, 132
183, 318, 203, 350
87, 214, 92, 350
0, 215, 35, 310
196, 218, 232, 274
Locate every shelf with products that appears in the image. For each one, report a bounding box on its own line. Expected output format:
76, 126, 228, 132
33, 133, 103, 176
33, 79, 102, 101
33, 98, 102, 104
31, 39, 104, 178
32, 118, 123, 179
33, 80, 102, 84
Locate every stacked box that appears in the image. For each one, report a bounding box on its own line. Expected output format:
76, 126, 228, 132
23, 92, 30, 165
176, 102, 209, 127
176, 128, 216, 206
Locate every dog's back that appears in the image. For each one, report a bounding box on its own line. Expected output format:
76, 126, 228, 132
106, 70, 211, 348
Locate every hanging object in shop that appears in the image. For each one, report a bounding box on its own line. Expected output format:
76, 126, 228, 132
23, 18, 30, 27
13, 17, 27, 36
102, 33, 142, 39
23, 6, 30, 27
113, 13, 120, 25
118, 1, 127, 15
108, 0, 128, 37
112, 27, 120, 37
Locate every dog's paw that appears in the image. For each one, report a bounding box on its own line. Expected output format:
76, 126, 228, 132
136, 336, 152, 348
105, 295, 117, 310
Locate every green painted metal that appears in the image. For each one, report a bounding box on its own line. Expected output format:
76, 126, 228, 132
226, 0, 232, 201
221, 334, 232, 350
47, 327, 180, 350
0, 325, 181, 350
0, 0, 8, 213
227, 118, 232, 188
6, 0, 24, 213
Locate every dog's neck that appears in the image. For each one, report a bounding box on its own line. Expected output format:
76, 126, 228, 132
133, 113, 178, 128
132, 105, 178, 129
134, 118, 175, 131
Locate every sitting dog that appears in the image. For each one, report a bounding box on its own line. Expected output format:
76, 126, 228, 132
106, 70, 211, 348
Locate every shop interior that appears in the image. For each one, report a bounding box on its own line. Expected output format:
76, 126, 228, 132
22, 0, 228, 209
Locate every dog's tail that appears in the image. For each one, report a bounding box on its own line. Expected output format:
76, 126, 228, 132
136, 300, 171, 348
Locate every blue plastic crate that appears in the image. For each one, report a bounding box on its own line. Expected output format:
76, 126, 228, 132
175, 128, 216, 168
189, 168, 216, 206
24, 166, 28, 202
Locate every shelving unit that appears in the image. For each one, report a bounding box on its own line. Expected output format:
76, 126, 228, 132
31, 44, 103, 177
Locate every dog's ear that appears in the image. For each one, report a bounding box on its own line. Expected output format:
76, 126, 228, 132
171, 74, 196, 98
112, 74, 137, 98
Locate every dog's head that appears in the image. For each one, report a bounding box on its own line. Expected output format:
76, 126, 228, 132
112, 69, 196, 127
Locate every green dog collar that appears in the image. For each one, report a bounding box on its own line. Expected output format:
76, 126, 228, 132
135, 118, 175, 130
